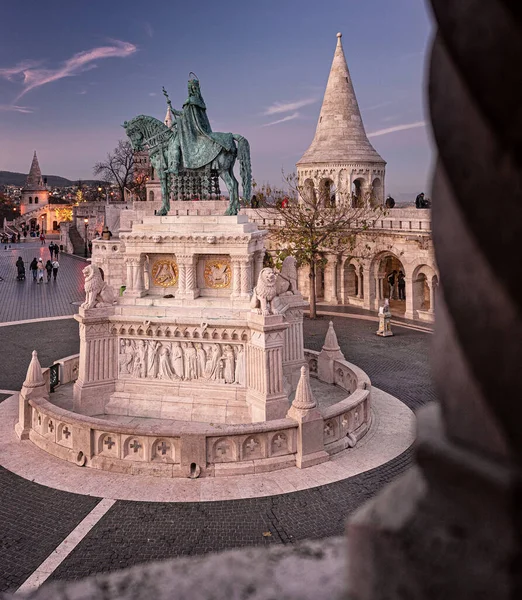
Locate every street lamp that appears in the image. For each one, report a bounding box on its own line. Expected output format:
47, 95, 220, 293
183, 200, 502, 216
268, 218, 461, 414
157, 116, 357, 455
41, 215, 45, 235
84, 218, 89, 257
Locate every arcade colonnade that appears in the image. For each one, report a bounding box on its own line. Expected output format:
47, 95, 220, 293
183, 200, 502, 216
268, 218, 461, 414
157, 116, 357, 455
295, 234, 437, 322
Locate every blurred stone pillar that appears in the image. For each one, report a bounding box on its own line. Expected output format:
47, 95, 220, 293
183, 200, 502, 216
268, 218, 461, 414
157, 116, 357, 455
346, 2, 522, 598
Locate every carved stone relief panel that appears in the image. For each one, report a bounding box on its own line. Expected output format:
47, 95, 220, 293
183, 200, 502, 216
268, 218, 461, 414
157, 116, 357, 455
197, 254, 232, 294
148, 254, 178, 290
118, 337, 246, 385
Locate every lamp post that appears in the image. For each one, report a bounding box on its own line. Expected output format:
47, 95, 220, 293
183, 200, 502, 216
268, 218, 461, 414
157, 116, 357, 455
41, 214, 45, 235
84, 218, 89, 257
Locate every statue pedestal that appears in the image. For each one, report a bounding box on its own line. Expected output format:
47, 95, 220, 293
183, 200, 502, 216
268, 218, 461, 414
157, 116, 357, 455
376, 310, 393, 337
74, 215, 305, 425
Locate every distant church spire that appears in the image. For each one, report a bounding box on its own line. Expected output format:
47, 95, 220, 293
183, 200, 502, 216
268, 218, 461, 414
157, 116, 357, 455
26, 151, 46, 190
298, 32, 384, 165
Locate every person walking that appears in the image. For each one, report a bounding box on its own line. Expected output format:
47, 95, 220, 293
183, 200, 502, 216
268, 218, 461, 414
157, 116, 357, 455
49, 241, 55, 259
52, 259, 59, 281
16, 256, 25, 281
29, 258, 38, 282
387, 270, 398, 300
40, 233, 46, 246
398, 270, 406, 300
54, 244, 60, 259
45, 259, 53, 282
36, 258, 45, 283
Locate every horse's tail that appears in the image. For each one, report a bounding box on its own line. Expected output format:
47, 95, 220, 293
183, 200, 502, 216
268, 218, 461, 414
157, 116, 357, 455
233, 134, 252, 204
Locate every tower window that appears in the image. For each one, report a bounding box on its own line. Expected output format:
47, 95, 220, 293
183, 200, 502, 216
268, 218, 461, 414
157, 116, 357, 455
29, 197, 33, 204
34, 197, 39, 204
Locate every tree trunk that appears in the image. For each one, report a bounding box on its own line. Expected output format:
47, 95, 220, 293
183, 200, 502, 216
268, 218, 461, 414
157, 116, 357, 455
309, 260, 317, 319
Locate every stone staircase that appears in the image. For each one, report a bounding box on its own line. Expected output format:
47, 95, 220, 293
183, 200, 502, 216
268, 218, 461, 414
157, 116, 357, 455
68, 225, 86, 255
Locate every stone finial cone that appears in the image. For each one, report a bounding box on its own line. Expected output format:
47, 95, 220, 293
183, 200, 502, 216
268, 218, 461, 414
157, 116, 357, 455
323, 321, 341, 352
23, 350, 45, 388
292, 366, 317, 410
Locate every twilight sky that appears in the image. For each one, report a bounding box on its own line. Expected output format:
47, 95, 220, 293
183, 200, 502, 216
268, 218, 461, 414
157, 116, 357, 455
0, 0, 433, 201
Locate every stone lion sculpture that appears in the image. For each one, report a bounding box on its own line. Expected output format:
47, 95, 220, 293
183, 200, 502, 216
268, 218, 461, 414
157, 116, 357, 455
251, 268, 278, 315
276, 256, 298, 296
81, 264, 116, 309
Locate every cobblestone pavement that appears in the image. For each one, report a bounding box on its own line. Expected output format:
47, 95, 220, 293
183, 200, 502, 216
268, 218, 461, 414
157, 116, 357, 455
0, 242, 86, 322
0, 315, 435, 591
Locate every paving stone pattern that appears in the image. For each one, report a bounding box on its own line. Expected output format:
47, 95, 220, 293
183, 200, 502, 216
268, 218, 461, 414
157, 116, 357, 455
0, 319, 80, 393
0, 303, 436, 589
0, 466, 100, 592
49, 448, 413, 582
0, 242, 86, 323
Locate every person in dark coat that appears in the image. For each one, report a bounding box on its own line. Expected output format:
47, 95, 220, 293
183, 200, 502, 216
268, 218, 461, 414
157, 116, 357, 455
416, 192, 425, 208
29, 258, 38, 282
45, 259, 53, 282
16, 256, 25, 280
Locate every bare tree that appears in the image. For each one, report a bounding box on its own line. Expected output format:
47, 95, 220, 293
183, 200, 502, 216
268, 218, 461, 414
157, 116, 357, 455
93, 140, 136, 202
255, 173, 384, 319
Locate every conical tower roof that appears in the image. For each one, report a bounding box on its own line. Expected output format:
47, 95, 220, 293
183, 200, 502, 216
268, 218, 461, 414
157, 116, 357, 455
297, 33, 385, 166
25, 151, 46, 190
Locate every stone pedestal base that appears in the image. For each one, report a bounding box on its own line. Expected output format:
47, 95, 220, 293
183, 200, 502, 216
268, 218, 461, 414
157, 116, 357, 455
376, 312, 393, 337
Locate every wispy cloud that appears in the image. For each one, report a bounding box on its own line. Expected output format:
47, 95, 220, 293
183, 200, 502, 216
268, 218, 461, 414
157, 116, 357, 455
149, 92, 157, 96
0, 40, 137, 101
262, 112, 300, 127
77, 90, 87, 95
264, 98, 317, 115
0, 104, 34, 114
144, 22, 154, 38
367, 121, 426, 138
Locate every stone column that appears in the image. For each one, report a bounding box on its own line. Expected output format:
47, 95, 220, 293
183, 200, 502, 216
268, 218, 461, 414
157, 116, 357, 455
428, 281, 435, 313
124, 257, 146, 298
231, 258, 241, 297
253, 250, 264, 285
239, 255, 252, 298
362, 267, 371, 310
181, 254, 199, 299
358, 267, 364, 299
73, 313, 117, 416
346, 3, 522, 598
245, 313, 289, 422
404, 275, 414, 320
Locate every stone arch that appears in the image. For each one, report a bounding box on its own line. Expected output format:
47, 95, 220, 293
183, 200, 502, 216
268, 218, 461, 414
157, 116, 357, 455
351, 177, 366, 207
302, 178, 317, 204
412, 263, 438, 314
369, 250, 407, 314
372, 177, 383, 206
342, 258, 363, 302
318, 177, 336, 207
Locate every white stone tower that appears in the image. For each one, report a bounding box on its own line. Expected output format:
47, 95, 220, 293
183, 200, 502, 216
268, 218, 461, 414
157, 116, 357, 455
297, 33, 386, 207
20, 151, 49, 216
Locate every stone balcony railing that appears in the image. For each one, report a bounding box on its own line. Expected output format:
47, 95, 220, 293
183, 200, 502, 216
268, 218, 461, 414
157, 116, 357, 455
19, 349, 372, 479
241, 207, 432, 234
